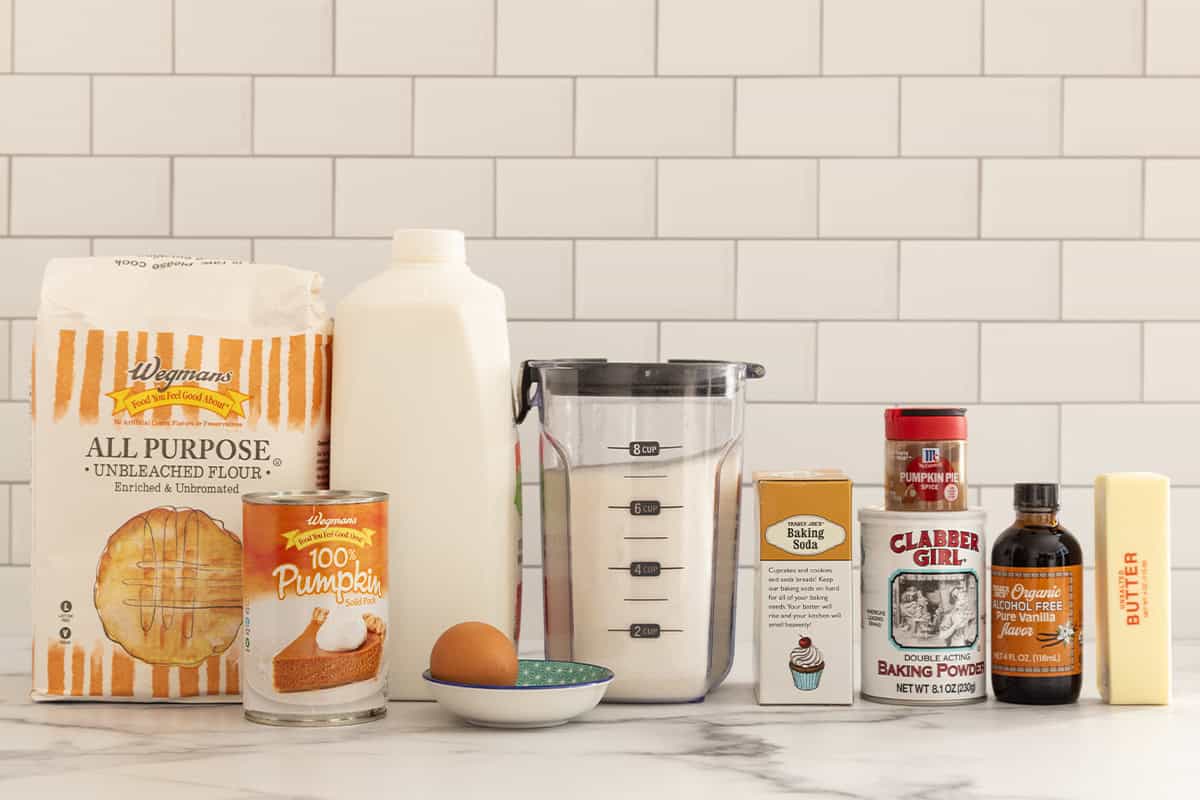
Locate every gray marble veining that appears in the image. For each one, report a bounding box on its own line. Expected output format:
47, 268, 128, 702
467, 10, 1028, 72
0, 637, 1195, 799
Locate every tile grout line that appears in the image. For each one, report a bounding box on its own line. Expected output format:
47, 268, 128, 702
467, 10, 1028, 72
979, 0, 986, 75
1141, 0, 1149, 75
170, 0, 176, 74
976, 321, 983, 401
330, 0, 337, 75
493, 0, 499, 75
817, 0, 824, 75
1140, 321, 1147, 402
653, 0, 660, 75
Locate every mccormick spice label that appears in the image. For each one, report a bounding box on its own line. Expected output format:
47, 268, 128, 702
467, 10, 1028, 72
860, 509, 987, 704
991, 566, 1083, 677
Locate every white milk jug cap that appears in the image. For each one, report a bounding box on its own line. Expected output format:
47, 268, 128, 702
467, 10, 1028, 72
392, 229, 466, 265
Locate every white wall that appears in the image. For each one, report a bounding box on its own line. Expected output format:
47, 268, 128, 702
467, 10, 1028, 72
2, 0, 1199, 637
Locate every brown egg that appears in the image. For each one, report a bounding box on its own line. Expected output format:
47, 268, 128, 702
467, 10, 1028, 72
430, 621, 519, 686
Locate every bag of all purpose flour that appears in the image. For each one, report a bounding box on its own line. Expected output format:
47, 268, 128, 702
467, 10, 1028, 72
30, 256, 332, 702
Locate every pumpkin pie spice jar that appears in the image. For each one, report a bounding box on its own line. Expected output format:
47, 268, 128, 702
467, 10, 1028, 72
242, 490, 388, 726
884, 408, 967, 513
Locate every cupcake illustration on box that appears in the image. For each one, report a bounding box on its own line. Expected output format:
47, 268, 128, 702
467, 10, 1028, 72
789, 637, 824, 690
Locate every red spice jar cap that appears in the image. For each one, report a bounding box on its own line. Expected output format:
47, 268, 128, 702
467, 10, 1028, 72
885, 408, 967, 441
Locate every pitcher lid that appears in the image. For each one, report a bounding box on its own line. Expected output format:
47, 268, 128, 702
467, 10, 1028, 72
517, 360, 764, 422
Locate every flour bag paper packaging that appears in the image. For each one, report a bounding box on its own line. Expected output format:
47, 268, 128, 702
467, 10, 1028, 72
30, 256, 331, 702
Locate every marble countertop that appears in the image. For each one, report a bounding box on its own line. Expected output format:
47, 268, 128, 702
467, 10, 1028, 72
1, 637, 1194, 799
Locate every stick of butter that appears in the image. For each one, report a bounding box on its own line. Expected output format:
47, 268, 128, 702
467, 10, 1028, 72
1094, 473, 1172, 705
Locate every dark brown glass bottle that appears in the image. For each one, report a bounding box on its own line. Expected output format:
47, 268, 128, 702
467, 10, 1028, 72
991, 483, 1083, 705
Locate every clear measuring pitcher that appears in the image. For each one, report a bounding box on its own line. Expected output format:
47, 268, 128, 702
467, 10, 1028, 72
517, 360, 764, 702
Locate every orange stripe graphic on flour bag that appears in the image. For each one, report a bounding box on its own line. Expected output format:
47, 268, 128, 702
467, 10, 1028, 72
31, 256, 331, 703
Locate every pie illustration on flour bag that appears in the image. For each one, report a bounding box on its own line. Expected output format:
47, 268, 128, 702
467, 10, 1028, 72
30, 256, 331, 702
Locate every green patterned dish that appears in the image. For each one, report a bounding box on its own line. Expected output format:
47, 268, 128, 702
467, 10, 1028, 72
423, 659, 614, 728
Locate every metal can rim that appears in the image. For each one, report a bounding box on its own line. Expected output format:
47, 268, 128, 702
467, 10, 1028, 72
242, 489, 388, 506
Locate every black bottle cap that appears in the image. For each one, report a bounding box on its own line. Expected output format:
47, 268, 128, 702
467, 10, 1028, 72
1013, 483, 1059, 511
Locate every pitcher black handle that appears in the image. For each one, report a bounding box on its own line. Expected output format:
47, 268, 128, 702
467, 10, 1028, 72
516, 360, 540, 424
516, 359, 610, 423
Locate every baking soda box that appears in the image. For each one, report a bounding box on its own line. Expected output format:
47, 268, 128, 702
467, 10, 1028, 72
754, 471, 853, 705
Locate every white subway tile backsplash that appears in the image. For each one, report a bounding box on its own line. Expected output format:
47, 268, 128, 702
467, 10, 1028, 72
823, 0, 981, 75
0, 76, 88, 154
0, 158, 7, 236
252, 238, 389, 309
13, 0, 171, 73
256, 78, 411, 155
0, 487, 9, 564
0, 568, 30, 632
746, 404, 886, 484
497, 160, 654, 237
337, 158, 494, 237
1145, 324, 1200, 401
92, 239, 252, 260
0, 403, 30, 481
659, 160, 817, 238
660, 322, 816, 402
1062, 405, 1200, 485
737, 78, 898, 156
337, 0, 493, 75
1145, 160, 1200, 238
94, 78, 251, 155
498, 0, 654, 76
0, 239, 89, 316
966, 405, 1059, 484
175, 0, 332, 74
508, 321, 658, 381
818, 322, 978, 402
981, 160, 1142, 238
1063, 242, 1200, 320
175, 158, 331, 236
578, 79, 733, 156
467, 240, 574, 320
982, 323, 1141, 402
1148, 1, 1200, 75
10, 485, 29, 564
576, 241, 734, 319
902, 79, 1060, 156
11, 158, 169, 236
658, 0, 820, 76
820, 159, 978, 238
1065, 80, 1200, 156
737, 241, 897, 320
984, 0, 1143, 75
0, 323, 8, 399
416, 79, 571, 156
0, 0, 10, 72
900, 241, 1060, 320
3, 0, 1200, 636
9, 320, 32, 400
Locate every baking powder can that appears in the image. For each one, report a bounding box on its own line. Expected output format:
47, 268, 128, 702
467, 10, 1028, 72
241, 490, 388, 726
860, 507, 987, 705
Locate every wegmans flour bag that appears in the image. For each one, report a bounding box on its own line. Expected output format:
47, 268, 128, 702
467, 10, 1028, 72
31, 256, 331, 702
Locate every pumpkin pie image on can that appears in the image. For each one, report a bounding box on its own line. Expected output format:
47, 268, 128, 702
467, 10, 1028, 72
241, 490, 388, 726
789, 637, 824, 690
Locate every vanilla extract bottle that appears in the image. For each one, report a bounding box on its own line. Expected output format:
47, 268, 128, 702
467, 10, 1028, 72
990, 483, 1083, 705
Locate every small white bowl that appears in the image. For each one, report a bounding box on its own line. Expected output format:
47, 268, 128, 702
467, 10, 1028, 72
423, 659, 614, 729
